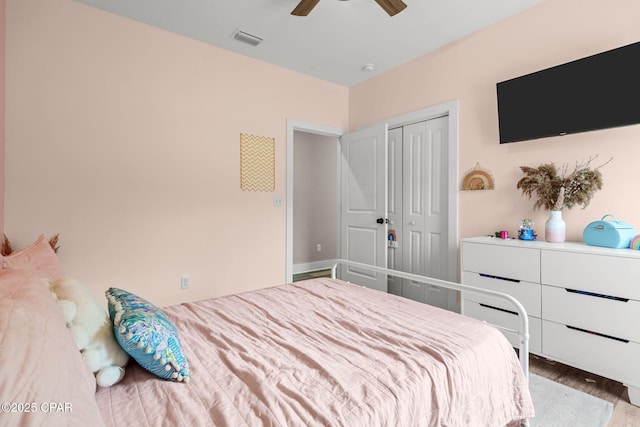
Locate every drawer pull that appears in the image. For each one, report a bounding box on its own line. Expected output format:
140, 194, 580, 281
479, 273, 520, 283
565, 288, 629, 302
479, 303, 518, 316
566, 325, 629, 343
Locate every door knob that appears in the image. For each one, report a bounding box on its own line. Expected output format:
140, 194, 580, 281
376, 218, 388, 224
409, 221, 416, 225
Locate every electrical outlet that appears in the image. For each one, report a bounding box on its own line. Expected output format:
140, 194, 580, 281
316, 244, 322, 252
273, 195, 283, 207
180, 275, 190, 289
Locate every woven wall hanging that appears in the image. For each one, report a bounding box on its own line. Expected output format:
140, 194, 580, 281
460, 163, 495, 190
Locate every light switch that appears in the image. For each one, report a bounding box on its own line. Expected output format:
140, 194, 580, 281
180, 275, 190, 289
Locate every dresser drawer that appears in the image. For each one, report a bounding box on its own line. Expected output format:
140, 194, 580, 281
461, 241, 540, 283
462, 300, 541, 354
462, 271, 540, 317
542, 285, 640, 343
542, 250, 640, 301
543, 320, 640, 386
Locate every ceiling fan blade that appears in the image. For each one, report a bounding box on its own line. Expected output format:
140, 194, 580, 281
374, 0, 407, 16
291, 0, 321, 16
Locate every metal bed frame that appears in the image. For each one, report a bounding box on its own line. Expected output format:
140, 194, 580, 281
331, 259, 531, 410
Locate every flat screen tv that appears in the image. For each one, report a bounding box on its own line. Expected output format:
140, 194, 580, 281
497, 42, 640, 144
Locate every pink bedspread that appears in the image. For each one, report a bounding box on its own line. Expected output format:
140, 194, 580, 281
96, 278, 534, 426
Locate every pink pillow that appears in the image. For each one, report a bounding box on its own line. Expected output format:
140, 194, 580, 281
0, 269, 104, 425
0, 235, 64, 280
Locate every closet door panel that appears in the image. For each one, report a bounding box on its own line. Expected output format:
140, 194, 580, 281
402, 122, 427, 277
387, 127, 403, 296
390, 117, 450, 310
401, 122, 426, 302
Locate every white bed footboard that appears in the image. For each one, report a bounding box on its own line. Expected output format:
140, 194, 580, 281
331, 259, 530, 382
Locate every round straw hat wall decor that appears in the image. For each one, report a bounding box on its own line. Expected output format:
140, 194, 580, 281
460, 163, 495, 190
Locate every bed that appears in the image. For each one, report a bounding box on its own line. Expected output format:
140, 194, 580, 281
1, 245, 534, 427
96, 260, 533, 426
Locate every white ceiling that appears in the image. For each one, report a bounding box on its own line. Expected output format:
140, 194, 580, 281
73, 0, 543, 87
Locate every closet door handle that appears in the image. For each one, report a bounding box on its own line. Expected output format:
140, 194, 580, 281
376, 218, 388, 224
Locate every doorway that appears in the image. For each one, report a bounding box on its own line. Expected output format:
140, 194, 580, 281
286, 120, 344, 283
292, 131, 340, 276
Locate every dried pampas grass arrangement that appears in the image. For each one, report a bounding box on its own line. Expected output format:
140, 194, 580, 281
517, 156, 611, 211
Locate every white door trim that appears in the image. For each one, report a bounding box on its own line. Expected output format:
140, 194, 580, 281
286, 119, 345, 283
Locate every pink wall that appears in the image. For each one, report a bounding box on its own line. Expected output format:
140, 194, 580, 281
350, 0, 640, 243
4, 0, 348, 305
5, 0, 640, 305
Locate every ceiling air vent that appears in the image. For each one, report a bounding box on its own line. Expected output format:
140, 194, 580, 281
232, 29, 263, 47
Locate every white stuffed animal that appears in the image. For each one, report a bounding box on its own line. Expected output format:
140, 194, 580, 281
49, 277, 129, 387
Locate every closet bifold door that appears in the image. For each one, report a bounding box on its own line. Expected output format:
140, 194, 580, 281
402, 119, 450, 309
400, 121, 429, 304
386, 117, 450, 310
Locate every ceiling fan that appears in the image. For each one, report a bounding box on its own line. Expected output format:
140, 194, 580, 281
291, 0, 407, 17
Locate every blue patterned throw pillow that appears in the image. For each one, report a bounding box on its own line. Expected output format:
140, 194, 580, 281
106, 288, 190, 382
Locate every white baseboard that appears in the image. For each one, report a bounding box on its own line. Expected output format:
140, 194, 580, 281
293, 259, 337, 274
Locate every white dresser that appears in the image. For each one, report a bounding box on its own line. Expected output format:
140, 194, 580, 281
461, 236, 640, 405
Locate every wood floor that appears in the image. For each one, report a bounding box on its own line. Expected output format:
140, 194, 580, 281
292, 269, 332, 282
293, 269, 640, 425
530, 353, 640, 426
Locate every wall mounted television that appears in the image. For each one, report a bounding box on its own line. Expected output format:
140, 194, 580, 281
497, 41, 640, 144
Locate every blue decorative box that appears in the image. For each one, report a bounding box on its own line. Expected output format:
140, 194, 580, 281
583, 214, 637, 249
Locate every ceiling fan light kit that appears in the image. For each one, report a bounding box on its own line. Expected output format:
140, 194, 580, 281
291, 0, 407, 16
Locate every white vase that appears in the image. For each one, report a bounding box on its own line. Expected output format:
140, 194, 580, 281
545, 210, 566, 243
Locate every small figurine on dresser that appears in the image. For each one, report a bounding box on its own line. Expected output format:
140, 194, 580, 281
519, 219, 536, 240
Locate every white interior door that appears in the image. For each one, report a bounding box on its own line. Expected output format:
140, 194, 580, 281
402, 117, 450, 309
386, 117, 451, 309
340, 124, 388, 292
402, 121, 429, 302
